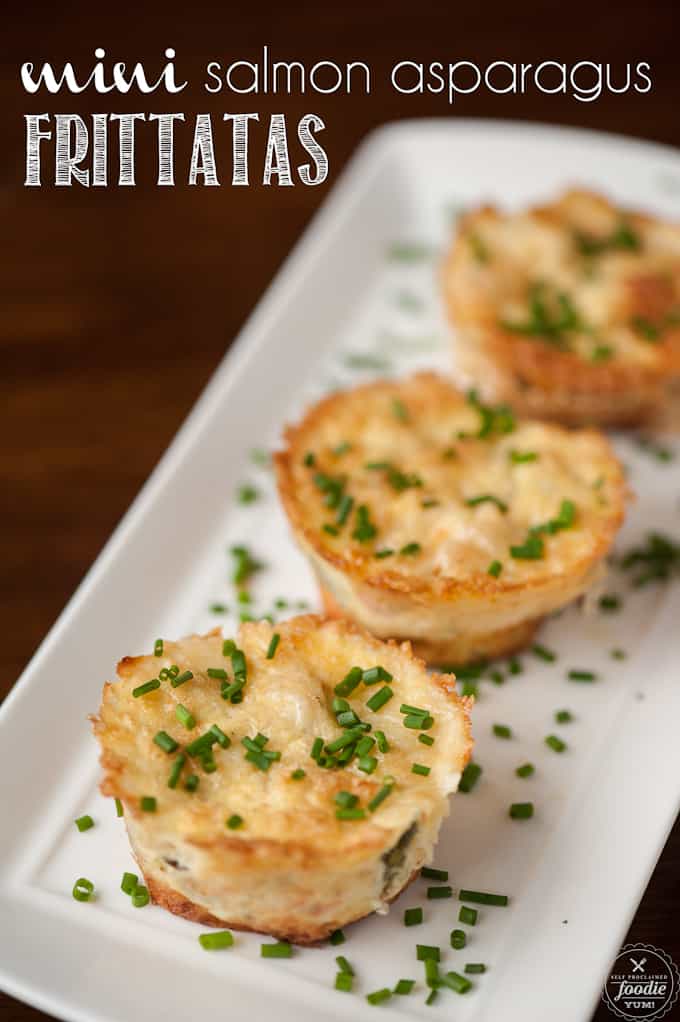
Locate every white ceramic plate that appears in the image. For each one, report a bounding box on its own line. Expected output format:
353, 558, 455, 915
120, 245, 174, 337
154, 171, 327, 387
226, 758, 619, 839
1, 120, 680, 1022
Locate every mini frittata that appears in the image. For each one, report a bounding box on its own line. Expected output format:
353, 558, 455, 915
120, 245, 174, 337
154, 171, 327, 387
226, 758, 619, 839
93, 615, 472, 943
444, 189, 680, 425
275, 373, 627, 662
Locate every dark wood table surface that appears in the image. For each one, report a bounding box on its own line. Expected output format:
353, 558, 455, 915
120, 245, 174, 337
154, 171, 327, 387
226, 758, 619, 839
2, 4, 679, 1019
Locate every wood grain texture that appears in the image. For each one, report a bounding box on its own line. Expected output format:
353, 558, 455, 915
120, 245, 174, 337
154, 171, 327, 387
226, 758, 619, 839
1, 3, 678, 1020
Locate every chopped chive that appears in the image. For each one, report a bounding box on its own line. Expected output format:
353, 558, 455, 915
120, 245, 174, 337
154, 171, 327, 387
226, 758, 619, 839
492, 724, 512, 739
352, 504, 377, 543
209, 602, 227, 614
545, 734, 567, 753
72, 877, 94, 902
335, 972, 353, 992
336, 807, 367, 820
209, 724, 230, 749
508, 658, 523, 675
121, 871, 138, 895
599, 593, 621, 612
230, 545, 263, 587
303, 451, 315, 467
465, 963, 486, 974
394, 979, 415, 995
611, 648, 627, 660
459, 889, 508, 906
509, 533, 544, 560
140, 796, 157, 812
459, 905, 477, 925
132, 679, 160, 698
335, 791, 359, 810
461, 679, 478, 698
450, 929, 466, 949
184, 774, 199, 792
510, 450, 538, 464
416, 945, 440, 962
335, 666, 363, 697
424, 958, 440, 988
427, 885, 453, 900
358, 755, 378, 775
187, 731, 217, 757
425, 990, 438, 1005
400, 542, 421, 556
403, 714, 434, 730
412, 763, 430, 777
330, 929, 345, 945
375, 730, 389, 753
404, 907, 423, 927
154, 639, 164, 656
489, 669, 505, 685
509, 801, 534, 820
173, 704, 195, 731
532, 644, 556, 662
167, 753, 186, 789
336, 955, 354, 976
368, 781, 394, 812
115, 798, 123, 817
153, 730, 179, 754
362, 665, 393, 685
207, 667, 228, 680
422, 866, 448, 881
419, 733, 435, 747
199, 930, 234, 950
568, 669, 597, 682
132, 884, 150, 908
290, 768, 306, 780
465, 494, 508, 513
366, 989, 392, 1006
261, 942, 292, 959
171, 670, 193, 688
487, 559, 503, 577
366, 685, 393, 712
336, 495, 354, 527
392, 398, 409, 422
458, 762, 482, 793
266, 633, 280, 659
516, 762, 535, 778
237, 484, 259, 504
374, 548, 394, 559
400, 702, 428, 716
226, 814, 243, 830
75, 815, 94, 833
441, 971, 472, 994
311, 737, 324, 760
555, 709, 573, 724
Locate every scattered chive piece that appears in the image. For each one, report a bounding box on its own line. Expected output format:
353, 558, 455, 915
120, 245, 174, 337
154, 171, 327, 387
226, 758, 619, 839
375, 548, 394, 559
226, 814, 243, 830
335, 972, 353, 992
568, 669, 597, 682
187, 732, 217, 757
403, 713, 434, 730
153, 730, 179, 754
140, 796, 157, 812
362, 665, 393, 684
171, 670, 193, 688
489, 669, 505, 685
516, 762, 535, 778
199, 930, 234, 950
335, 666, 363, 697
509, 801, 534, 820
230, 545, 263, 587
488, 559, 503, 577
209, 724, 230, 749
424, 958, 440, 988
369, 780, 395, 813
336, 807, 367, 820
132, 679, 160, 698
459, 905, 478, 925
311, 737, 324, 760
546, 734, 567, 753
510, 534, 544, 560
184, 774, 199, 792
209, 603, 227, 614
375, 730, 389, 753
290, 768, 306, 780
459, 889, 508, 906
266, 633, 281, 659
75, 815, 94, 833
394, 979, 415, 995
510, 450, 538, 464
358, 755, 378, 775
425, 990, 439, 1005
555, 709, 573, 724
304, 451, 315, 467
459, 762, 482, 793
336, 955, 354, 976
611, 648, 627, 660
72, 877, 94, 902
260, 942, 292, 958
599, 593, 621, 612
492, 724, 512, 739
366, 685, 393, 712
392, 398, 409, 422
237, 484, 259, 504
154, 639, 163, 657
508, 658, 523, 675
422, 866, 448, 881
399, 542, 421, 556
404, 907, 423, 927
330, 929, 345, 946
427, 885, 453, 900
532, 644, 556, 662
132, 885, 150, 908
352, 504, 377, 543
419, 733, 435, 747
465, 963, 486, 974
465, 494, 508, 513
115, 798, 123, 817
336, 494, 354, 527
367, 989, 392, 1006
121, 871, 138, 895
416, 945, 440, 962
450, 929, 466, 949
167, 753, 186, 789
412, 763, 431, 777
335, 791, 359, 810
441, 971, 472, 994
207, 667, 228, 681
173, 704, 195, 731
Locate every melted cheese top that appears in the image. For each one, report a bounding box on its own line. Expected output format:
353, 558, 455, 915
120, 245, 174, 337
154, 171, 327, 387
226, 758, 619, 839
457, 190, 680, 368
282, 374, 625, 587
96, 616, 469, 857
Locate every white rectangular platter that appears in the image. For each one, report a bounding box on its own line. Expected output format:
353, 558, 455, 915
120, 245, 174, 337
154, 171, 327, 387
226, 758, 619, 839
1, 120, 680, 1022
